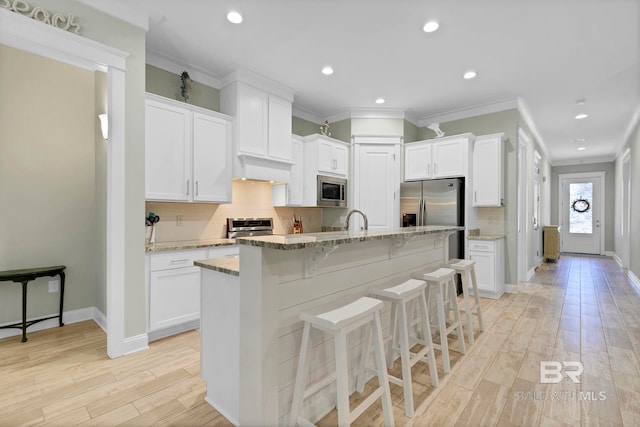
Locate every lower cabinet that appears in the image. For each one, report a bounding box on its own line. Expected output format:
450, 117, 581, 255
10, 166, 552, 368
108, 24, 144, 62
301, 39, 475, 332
147, 246, 238, 340
468, 238, 505, 299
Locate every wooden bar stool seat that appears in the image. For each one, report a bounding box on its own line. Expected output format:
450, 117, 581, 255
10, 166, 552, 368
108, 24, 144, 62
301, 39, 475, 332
441, 258, 485, 345
289, 296, 395, 427
411, 268, 466, 373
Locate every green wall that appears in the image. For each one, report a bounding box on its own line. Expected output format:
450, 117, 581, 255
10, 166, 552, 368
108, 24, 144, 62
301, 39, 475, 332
404, 120, 419, 143
292, 116, 320, 136
146, 64, 220, 111
328, 119, 352, 143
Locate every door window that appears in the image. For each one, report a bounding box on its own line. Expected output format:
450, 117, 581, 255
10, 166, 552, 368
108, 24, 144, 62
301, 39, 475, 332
568, 182, 593, 234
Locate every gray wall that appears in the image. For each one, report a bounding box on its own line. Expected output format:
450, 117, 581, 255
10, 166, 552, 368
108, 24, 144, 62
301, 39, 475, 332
404, 120, 419, 143
292, 116, 320, 136
328, 119, 352, 143
421, 109, 520, 284
616, 121, 639, 279
550, 162, 615, 252
146, 64, 221, 111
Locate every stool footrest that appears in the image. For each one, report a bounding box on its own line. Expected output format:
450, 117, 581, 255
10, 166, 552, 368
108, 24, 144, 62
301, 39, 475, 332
303, 373, 337, 400
350, 387, 384, 423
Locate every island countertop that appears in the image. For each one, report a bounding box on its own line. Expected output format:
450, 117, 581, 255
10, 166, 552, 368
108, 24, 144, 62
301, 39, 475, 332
195, 256, 239, 276
145, 238, 236, 253
235, 225, 463, 250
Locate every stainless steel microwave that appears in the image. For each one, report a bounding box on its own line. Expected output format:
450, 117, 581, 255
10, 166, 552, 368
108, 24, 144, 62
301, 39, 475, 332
317, 175, 347, 207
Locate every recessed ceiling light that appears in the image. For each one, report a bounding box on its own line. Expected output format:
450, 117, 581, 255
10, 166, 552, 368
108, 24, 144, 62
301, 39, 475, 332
572, 138, 585, 143
577, 147, 586, 151
463, 70, 477, 79
321, 66, 334, 75
574, 113, 589, 120
423, 21, 439, 33
375, 98, 386, 104
227, 11, 243, 24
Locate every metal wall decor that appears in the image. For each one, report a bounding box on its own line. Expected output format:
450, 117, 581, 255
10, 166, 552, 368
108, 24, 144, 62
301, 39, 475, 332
180, 71, 193, 102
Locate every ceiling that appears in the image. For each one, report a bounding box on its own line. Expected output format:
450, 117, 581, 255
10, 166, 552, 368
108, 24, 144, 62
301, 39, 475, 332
131, 0, 639, 165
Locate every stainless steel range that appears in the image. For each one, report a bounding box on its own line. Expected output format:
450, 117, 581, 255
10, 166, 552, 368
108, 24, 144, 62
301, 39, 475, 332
226, 217, 274, 238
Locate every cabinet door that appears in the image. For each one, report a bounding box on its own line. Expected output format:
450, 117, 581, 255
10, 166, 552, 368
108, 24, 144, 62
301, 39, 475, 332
236, 84, 267, 156
404, 142, 432, 181
149, 266, 201, 331
433, 138, 466, 178
192, 112, 232, 203
473, 137, 503, 206
267, 95, 292, 162
354, 144, 398, 230
333, 143, 349, 177
318, 139, 335, 174
288, 139, 304, 205
469, 250, 495, 293
145, 100, 190, 201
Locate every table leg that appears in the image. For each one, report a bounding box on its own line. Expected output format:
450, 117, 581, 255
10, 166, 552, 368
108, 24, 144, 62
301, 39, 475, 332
58, 271, 65, 327
21, 280, 28, 342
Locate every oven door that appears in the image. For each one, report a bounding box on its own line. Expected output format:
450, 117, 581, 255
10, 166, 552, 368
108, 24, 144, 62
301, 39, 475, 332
317, 175, 347, 207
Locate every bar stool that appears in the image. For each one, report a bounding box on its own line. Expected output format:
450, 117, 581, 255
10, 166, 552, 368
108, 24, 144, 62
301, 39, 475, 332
442, 259, 484, 345
411, 268, 466, 373
357, 279, 439, 417
289, 297, 395, 427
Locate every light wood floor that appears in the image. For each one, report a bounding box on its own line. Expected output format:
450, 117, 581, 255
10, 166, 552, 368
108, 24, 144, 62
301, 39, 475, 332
1, 256, 639, 426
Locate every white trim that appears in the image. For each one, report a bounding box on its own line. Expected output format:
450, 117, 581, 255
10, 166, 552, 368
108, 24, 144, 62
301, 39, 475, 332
0, 8, 130, 358
517, 99, 551, 162
526, 267, 536, 282
220, 68, 294, 102
292, 105, 322, 125
607, 251, 622, 266
94, 306, 107, 333
76, 0, 148, 30
205, 396, 239, 426
552, 155, 617, 167
504, 284, 519, 294
124, 333, 149, 355
629, 271, 640, 293
352, 135, 403, 144
558, 171, 606, 256
0, 307, 99, 340
146, 48, 222, 89
324, 108, 410, 124
517, 129, 528, 283
418, 98, 518, 127
618, 104, 640, 157
148, 319, 200, 342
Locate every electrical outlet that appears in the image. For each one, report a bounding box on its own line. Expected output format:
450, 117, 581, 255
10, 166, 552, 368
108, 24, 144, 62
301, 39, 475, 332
48, 279, 60, 293
176, 215, 183, 227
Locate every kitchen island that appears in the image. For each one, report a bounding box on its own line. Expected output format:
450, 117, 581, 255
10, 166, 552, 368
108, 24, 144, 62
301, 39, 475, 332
195, 225, 462, 426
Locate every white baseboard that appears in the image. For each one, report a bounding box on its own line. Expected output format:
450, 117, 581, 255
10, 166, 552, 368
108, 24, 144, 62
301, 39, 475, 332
0, 306, 96, 340
205, 396, 239, 427
148, 319, 199, 342
526, 267, 536, 281
504, 284, 519, 294
93, 307, 108, 333
124, 333, 149, 355
629, 270, 640, 293
605, 251, 623, 266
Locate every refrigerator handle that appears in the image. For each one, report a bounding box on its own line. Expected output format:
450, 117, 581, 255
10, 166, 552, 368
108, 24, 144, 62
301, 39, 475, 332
422, 198, 427, 225
417, 199, 423, 226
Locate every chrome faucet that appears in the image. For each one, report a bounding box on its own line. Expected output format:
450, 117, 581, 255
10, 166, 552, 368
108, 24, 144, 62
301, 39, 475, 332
343, 209, 368, 231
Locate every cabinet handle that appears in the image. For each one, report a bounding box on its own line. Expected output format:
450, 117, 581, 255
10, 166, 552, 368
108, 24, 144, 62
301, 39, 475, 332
186, 179, 190, 196
171, 259, 191, 263
196, 181, 199, 196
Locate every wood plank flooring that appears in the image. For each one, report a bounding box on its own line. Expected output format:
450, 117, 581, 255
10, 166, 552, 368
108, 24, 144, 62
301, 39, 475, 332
1, 255, 639, 426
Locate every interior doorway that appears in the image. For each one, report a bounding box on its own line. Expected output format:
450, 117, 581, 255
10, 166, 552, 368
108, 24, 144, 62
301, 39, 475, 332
517, 129, 528, 282
559, 172, 605, 255
621, 149, 631, 268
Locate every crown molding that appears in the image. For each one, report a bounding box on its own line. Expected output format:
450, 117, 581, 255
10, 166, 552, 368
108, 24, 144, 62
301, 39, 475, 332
220, 68, 294, 102
77, 0, 148, 30
292, 106, 322, 125
616, 103, 640, 158
418, 98, 518, 127
146, 49, 221, 89
323, 108, 412, 124
551, 154, 616, 167
517, 98, 551, 162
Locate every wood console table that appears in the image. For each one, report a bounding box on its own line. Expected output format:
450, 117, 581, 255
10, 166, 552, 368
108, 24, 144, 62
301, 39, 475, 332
0, 266, 66, 342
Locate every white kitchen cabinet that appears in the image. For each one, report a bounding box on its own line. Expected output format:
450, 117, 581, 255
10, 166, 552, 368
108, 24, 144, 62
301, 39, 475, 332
146, 93, 233, 203
146, 245, 238, 340
473, 133, 505, 207
403, 133, 473, 181
220, 79, 294, 182
273, 136, 304, 206
301, 134, 350, 206
468, 238, 504, 299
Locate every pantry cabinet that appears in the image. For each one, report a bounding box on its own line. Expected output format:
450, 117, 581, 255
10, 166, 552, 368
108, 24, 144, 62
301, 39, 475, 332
404, 133, 473, 181
473, 133, 505, 207
468, 238, 504, 299
145, 94, 233, 203
317, 137, 349, 177
272, 136, 304, 206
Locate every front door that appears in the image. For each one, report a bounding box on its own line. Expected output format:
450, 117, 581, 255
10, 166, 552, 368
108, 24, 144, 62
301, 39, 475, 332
560, 173, 603, 254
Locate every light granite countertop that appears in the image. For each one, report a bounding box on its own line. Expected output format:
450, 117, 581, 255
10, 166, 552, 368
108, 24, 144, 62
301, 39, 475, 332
145, 238, 236, 253
195, 256, 240, 276
468, 235, 505, 241
235, 225, 463, 250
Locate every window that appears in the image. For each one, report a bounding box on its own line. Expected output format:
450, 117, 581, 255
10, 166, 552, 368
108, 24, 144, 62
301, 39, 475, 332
569, 182, 593, 234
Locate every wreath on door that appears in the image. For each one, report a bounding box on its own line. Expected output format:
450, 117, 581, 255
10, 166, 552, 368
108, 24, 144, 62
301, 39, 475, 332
571, 198, 590, 213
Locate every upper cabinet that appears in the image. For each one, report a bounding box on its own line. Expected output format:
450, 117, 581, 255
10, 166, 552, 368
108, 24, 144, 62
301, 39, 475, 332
404, 133, 474, 181
272, 135, 304, 206
220, 72, 294, 183
145, 93, 233, 203
473, 133, 505, 207
301, 134, 350, 206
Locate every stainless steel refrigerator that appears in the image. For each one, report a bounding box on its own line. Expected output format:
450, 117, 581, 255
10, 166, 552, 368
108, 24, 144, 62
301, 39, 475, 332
400, 178, 465, 261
